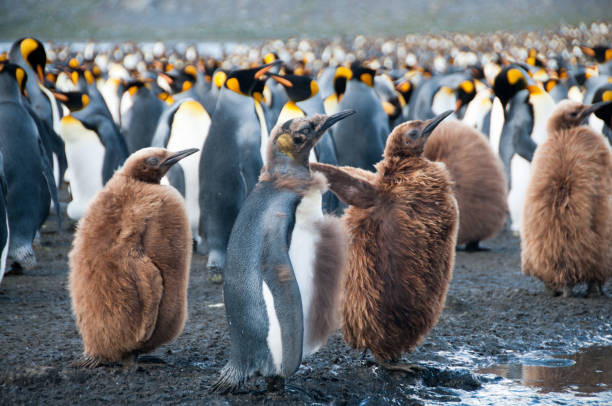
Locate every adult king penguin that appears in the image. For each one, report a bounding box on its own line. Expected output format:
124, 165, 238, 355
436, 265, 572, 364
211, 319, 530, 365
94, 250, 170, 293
199, 63, 277, 281
212, 111, 354, 393
69, 147, 197, 366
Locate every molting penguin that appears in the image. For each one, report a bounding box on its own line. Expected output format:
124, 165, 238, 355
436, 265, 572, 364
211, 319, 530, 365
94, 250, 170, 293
521, 100, 612, 298
424, 120, 507, 251
0, 62, 59, 270
212, 111, 353, 393
199, 63, 277, 280
310, 110, 457, 369
69, 147, 197, 366
333, 63, 389, 171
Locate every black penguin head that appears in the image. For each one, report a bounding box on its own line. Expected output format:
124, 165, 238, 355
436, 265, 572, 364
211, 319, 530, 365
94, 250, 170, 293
225, 61, 281, 100
384, 110, 453, 159
268, 110, 355, 168
455, 79, 476, 112
592, 84, 612, 128
52, 91, 90, 112
122, 147, 199, 183
581, 45, 612, 64
395, 78, 414, 105
12, 37, 46, 83
333, 66, 352, 99
493, 66, 528, 107
268, 73, 319, 102
0, 62, 28, 95
350, 62, 376, 87
548, 99, 612, 133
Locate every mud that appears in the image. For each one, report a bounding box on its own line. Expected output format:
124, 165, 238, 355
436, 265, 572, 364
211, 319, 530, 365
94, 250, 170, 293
1, 202, 611, 405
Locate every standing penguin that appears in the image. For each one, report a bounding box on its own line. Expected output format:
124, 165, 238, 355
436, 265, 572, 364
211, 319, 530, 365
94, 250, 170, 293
0, 62, 59, 270
212, 111, 353, 393
120, 80, 164, 153
311, 110, 458, 368
199, 63, 276, 280
521, 100, 612, 297
333, 63, 389, 171
424, 120, 507, 251
69, 147, 197, 366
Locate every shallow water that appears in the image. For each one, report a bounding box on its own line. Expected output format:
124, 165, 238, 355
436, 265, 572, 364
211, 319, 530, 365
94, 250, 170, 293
460, 346, 612, 405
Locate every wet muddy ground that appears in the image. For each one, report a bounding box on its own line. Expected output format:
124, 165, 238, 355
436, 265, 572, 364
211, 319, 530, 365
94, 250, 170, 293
1, 204, 611, 405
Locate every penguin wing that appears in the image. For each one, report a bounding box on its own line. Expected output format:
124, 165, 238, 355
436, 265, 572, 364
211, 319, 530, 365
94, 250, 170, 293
126, 254, 164, 345
150, 102, 183, 148
36, 135, 61, 230
310, 162, 378, 208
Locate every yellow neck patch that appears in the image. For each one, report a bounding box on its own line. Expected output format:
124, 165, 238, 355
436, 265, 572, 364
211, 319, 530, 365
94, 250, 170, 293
15, 67, 25, 91
382, 100, 396, 116
71, 71, 79, 85
81, 94, 90, 107
252, 91, 263, 104
310, 80, 319, 97
276, 133, 294, 159
399, 81, 411, 93
507, 68, 524, 85
602, 90, 612, 102
226, 77, 241, 94
128, 86, 138, 96
264, 53, 276, 64
182, 80, 193, 92
69, 58, 79, 69
527, 84, 543, 95
360, 73, 373, 87
545, 80, 557, 92
20, 38, 38, 61
460, 80, 474, 94
84, 70, 94, 85
606, 49, 612, 62
213, 71, 227, 89
184, 65, 197, 77
335, 66, 352, 81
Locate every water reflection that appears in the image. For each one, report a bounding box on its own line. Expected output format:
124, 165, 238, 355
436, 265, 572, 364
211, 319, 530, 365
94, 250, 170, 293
478, 346, 612, 395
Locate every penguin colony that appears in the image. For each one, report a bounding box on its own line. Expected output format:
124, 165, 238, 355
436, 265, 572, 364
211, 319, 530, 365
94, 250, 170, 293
1, 21, 611, 391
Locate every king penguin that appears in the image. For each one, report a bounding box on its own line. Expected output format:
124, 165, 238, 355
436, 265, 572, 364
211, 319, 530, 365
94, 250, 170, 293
333, 62, 389, 171
0, 62, 59, 270
69, 147, 197, 366
212, 110, 353, 393
199, 63, 277, 281
120, 80, 164, 153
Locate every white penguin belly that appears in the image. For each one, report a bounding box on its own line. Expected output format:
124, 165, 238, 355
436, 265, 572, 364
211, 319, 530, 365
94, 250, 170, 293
462, 90, 492, 133
0, 216, 9, 284
262, 281, 283, 373
489, 97, 504, 155
530, 93, 555, 145
254, 100, 269, 167
508, 154, 531, 233
431, 86, 456, 116
164, 100, 211, 245
60, 116, 105, 220
289, 186, 324, 357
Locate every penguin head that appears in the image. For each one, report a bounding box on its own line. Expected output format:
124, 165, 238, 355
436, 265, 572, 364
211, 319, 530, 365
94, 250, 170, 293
0, 62, 28, 95
225, 61, 281, 100
268, 73, 318, 102
455, 79, 476, 112
52, 91, 90, 112
121, 147, 199, 183
547, 99, 612, 133
384, 110, 453, 158
395, 78, 413, 106
592, 84, 612, 128
350, 62, 376, 87
12, 37, 46, 83
581, 45, 612, 64
333, 66, 352, 99
493, 66, 529, 107
268, 110, 355, 168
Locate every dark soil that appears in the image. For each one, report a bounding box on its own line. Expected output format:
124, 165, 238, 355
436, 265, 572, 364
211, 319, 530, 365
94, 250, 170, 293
1, 203, 611, 405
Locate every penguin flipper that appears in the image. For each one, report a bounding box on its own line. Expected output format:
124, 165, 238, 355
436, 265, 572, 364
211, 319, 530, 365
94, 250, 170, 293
37, 136, 61, 230
128, 255, 164, 346
310, 162, 377, 208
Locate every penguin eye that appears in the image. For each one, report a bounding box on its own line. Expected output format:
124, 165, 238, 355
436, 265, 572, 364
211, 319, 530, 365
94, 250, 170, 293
407, 129, 419, 139
146, 157, 160, 166
293, 134, 305, 144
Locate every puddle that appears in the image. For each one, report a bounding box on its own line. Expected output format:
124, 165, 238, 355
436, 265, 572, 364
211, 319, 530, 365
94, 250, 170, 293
459, 346, 612, 405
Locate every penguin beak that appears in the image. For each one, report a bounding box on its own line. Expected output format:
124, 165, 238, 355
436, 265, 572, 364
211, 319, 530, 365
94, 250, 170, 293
254, 60, 282, 80
316, 110, 356, 136
421, 110, 453, 138
268, 74, 293, 88
580, 100, 612, 120
162, 148, 199, 168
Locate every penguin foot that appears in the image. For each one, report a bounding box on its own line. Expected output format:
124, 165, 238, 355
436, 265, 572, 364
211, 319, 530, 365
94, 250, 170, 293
71, 355, 102, 368
265, 376, 285, 393
5, 262, 24, 276
210, 363, 244, 394
464, 241, 490, 252
208, 267, 223, 284
562, 286, 574, 298
586, 282, 605, 298
378, 360, 426, 375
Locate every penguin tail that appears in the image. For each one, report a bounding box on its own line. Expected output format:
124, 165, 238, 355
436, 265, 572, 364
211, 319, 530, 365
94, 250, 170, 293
210, 362, 245, 394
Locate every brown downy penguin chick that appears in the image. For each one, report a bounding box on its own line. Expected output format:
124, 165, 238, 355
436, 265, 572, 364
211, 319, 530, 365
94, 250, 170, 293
521, 100, 612, 298
69, 147, 198, 367
424, 120, 508, 251
310, 110, 458, 369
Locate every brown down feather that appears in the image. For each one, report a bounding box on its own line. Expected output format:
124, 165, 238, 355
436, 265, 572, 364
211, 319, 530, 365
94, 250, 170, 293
424, 120, 508, 246
312, 120, 459, 362
521, 115, 612, 290
69, 148, 192, 362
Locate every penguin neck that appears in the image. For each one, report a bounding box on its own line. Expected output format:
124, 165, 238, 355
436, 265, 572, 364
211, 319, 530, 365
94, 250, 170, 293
260, 154, 314, 195
378, 155, 427, 181
0, 78, 22, 103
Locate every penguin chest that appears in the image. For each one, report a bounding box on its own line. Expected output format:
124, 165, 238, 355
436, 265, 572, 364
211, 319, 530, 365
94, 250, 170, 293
59, 116, 105, 220
508, 154, 531, 233
165, 100, 210, 240
253, 100, 269, 166
431, 86, 456, 115
489, 97, 505, 155
529, 93, 555, 145
288, 187, 324, 357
